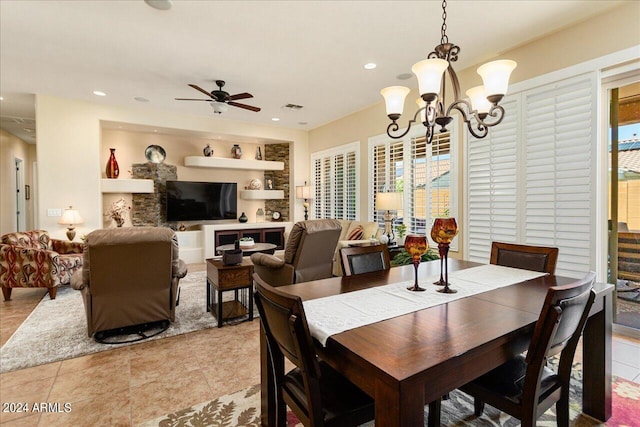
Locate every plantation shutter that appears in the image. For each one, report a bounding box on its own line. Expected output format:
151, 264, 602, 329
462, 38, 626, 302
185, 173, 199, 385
311, 142, 360, 220
371, 144, 387, 225
467, 97, 519, 263
523, 74, 595, 277
410, 136, 428, 235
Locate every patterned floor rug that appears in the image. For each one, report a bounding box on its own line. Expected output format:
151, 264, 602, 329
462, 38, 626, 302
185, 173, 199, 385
0, 271, 223, 373
143, 362, 640, 427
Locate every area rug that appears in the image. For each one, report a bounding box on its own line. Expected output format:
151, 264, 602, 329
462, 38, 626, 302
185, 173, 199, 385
143, 362, 640, 427
0, 271, 223, 373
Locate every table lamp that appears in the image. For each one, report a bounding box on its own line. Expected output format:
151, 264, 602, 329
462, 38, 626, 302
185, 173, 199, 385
58, 206, 83, 241
296, 181, 313, 221
375, 192, 403, 245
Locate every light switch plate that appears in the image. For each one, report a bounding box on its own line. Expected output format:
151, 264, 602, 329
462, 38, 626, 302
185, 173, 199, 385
47, 208, 62, 217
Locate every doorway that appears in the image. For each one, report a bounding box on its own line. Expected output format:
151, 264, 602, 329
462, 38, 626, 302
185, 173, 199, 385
608, 80, 640, 331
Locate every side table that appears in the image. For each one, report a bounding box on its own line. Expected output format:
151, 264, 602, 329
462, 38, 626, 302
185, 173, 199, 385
206, 258, 254, 327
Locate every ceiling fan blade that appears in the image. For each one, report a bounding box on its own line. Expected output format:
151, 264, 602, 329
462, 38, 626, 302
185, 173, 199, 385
174, 98, 211, 101
228, 92, 253, 101
188, 84, 216, 100
228, 101, 261, 112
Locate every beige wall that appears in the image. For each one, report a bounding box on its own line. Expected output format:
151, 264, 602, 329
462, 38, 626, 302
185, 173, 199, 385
308, 1, 640, 258
0, 129, 35, 235
101, 129, 277, 227
36, 96, 309, 240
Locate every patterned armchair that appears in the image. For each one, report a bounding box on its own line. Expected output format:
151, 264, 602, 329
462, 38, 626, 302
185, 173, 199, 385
0, 230, 84, 301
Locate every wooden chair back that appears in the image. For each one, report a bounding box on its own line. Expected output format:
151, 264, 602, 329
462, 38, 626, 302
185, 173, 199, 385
253, 273, 323, 426
490, 241, 559, 274
340, 244, 391, 276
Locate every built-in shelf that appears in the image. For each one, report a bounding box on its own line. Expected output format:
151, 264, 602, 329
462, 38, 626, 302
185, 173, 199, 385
101, 179, 154, 193
240, 190, 285, 200
184, 156, 284, 171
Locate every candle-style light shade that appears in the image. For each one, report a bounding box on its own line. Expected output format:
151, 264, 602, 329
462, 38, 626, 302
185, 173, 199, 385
476, 59, 517, 100
380, 86, 411, 118
465, 85, 492, 114
411, 58, 449, 99
58, 206, 83, 241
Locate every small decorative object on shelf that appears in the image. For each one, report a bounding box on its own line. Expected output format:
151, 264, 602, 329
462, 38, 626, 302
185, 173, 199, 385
431, 217, 459, 293
231, 144, 242, 159
145, 145, 166, 164
106, 198, 130, 227
404, 234, 428, 291
238, 212, 248, 223
256, 208, 265, 222
248, 178, 262, 190
178, 223, 186, 231
266, 179, 273, 190
203, 144, 213, 157
271, 211, 282, 221
255, 146, 262, 160
105, 148, 119, 179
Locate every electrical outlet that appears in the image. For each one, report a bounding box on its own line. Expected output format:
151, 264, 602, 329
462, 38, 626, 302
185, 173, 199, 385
47, 208, 62, 217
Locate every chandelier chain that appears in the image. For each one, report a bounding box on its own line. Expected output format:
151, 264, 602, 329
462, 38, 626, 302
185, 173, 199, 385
440, 0, 448, 44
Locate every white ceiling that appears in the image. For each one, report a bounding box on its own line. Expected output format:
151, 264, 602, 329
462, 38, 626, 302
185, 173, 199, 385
0, 0, 627, 144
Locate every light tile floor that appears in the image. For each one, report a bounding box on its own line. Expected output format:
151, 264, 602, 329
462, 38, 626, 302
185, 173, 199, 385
1, 264, 638, 426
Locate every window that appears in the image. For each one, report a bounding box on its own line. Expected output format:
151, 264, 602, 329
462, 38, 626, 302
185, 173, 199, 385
369, 121, 458, 244
311, 142, 359, 220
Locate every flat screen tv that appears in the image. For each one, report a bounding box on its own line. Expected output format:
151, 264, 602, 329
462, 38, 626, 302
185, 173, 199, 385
166, 181, 237, 222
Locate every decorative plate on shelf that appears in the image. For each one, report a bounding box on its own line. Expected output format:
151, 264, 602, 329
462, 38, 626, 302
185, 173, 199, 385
145, 145, 166, 164
248, 178, 262, 190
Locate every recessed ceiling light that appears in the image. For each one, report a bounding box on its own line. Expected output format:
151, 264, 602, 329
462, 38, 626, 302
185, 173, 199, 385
93, 90, 106, 96
134, 97, 149, 102
0, 96, 4, 101
272, 118, 280, 122
396, 73, 412, 80
144, 0, 172, 10
298, 122, 308, 126
364, 63, 377, 70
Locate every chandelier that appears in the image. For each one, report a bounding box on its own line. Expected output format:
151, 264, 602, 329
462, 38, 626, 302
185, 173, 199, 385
380, 0, 517, 144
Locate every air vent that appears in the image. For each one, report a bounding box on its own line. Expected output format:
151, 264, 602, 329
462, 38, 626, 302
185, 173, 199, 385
282, 104, 304, 110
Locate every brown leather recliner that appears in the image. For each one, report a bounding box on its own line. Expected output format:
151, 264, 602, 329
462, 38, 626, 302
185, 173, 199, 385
251, 219, 342, 286
71, 227, 187, 337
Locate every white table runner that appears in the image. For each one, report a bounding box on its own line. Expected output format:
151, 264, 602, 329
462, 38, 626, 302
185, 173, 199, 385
303, 264, 547, 346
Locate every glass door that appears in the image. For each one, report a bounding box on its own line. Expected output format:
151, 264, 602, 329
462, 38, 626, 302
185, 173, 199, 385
608, 81, 640, 331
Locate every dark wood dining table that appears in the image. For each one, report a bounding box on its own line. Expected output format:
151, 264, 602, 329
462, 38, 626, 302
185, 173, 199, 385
259, 259, 614, 427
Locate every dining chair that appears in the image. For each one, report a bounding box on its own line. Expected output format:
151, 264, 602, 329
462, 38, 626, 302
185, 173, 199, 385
490, 241, 559, 274
253, 273, 375, 427
455, 272, 596, 427
339, 243, 391, 276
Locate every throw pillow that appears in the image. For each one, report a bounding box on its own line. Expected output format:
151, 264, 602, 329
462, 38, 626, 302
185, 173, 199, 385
347, 225, 364, 241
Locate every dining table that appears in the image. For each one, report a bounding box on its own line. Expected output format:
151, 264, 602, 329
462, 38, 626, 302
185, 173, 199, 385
259, 259, 614, 427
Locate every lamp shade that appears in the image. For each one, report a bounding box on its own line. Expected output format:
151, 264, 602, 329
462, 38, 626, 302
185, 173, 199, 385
58, 207, 83, 225
210, 101, 229, 114
375, 192, 403, 211
476, 59, 517, 98
296, 185, 313, 200
465, 85, 492, 114
380, 86, 410, 117
411, 58, 448, 97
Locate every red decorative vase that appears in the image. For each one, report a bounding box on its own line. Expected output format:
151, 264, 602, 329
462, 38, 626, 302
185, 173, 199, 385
106, 148, 119, 179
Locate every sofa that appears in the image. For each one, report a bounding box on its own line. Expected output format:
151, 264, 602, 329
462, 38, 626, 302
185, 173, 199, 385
0, 229, 84, 300
332, 220, 383, 276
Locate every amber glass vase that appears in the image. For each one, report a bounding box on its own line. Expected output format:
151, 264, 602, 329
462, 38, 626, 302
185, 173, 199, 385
105, 148, 119, 179
404, 234, 428, 291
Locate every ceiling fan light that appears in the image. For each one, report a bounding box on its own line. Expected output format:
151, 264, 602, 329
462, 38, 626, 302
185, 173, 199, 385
477, 59, 517, 100
411, 58, 448, 99
210, 102, 229, 114
380, 86, 410, 119
465, 85, 492, 114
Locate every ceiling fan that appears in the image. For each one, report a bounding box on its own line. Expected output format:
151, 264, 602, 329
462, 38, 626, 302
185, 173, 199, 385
175, 80, 261, 113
